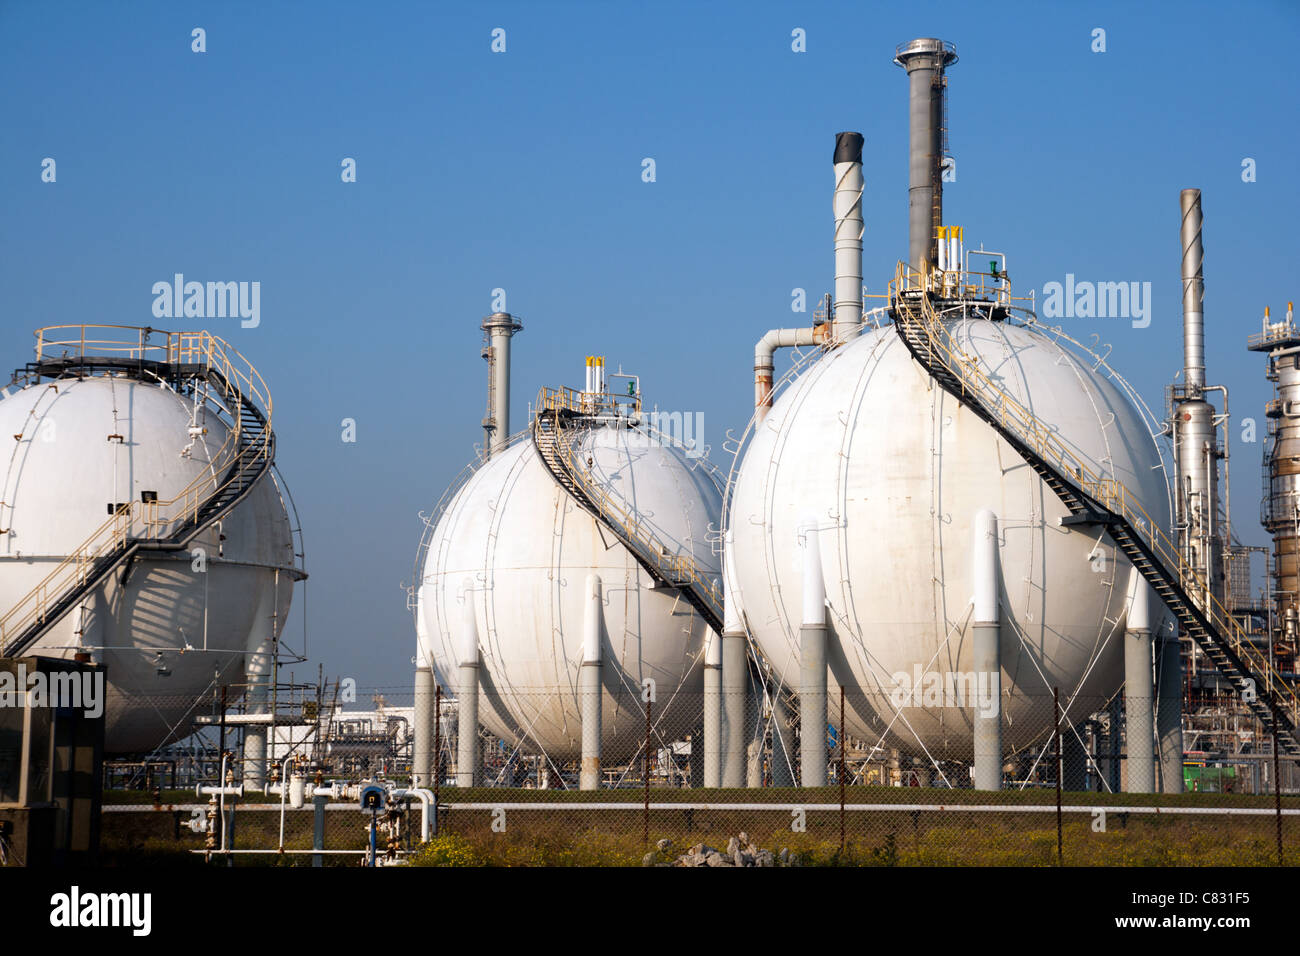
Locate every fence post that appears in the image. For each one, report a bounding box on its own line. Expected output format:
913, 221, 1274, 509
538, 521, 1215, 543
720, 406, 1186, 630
433, 685, 442, 816
1054, 687, 1063, 866
1273, 715, 1283, 867
312, 792, 326, 868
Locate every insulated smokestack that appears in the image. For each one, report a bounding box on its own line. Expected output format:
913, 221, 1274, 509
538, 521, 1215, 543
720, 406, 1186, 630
832, 132, 865, 340
1180, 189, 1205, 390
894, 38, 957, 273
481, 312, 522, 458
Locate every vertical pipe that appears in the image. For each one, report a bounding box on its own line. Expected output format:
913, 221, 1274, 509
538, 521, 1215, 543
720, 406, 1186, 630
1156, 629, 1185, 793
972, 510, 1002, 791
800, 522, 828, 787
412, 665, 434, 787
832, 131, 865, 341
1124, 567, 1156, 793
580, 574, 603, 791
894, 39, 957, 272
456, 596, 480, 789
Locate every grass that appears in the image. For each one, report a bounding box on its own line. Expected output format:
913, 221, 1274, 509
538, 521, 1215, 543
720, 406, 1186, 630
95, 785, 1299, 867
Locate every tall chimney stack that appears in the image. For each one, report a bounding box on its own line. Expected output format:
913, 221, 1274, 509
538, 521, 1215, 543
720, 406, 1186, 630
894, 38, 957, 273
832, 132, 865, 340
1180, 189, 1206, 391
481, 311, 522, 458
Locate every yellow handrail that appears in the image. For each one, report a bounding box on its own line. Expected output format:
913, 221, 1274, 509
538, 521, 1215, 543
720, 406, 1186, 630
889, 263, 1299, 722
0, 328, 273, 653
538, 406, 722, 620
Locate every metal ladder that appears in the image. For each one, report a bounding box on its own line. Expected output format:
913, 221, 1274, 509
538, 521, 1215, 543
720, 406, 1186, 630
889, 266, 1300, 755
0, 332, 275, 659
531, 407, 724, 635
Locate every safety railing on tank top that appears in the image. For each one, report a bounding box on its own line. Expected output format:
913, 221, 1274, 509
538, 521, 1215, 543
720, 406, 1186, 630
0, 327, 272, 655
539, 396, 723, 622
537, 384, 642, 419
889, 264, 1299, 723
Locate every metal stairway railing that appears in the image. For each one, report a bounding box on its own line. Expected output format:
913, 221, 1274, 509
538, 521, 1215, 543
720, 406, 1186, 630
888, 263, 1300, 755
531, 393, 724, 635
0, 329, 275, 658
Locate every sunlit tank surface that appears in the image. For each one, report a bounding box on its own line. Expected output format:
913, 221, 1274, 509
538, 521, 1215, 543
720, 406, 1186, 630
0, 375, 295, 753
725, 319, 1171, 759
417, 424, 722, 761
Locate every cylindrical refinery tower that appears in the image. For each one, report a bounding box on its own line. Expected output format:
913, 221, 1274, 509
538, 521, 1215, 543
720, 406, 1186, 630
416, 347, 723, 778
724, 41, 1172, 771
0, 326, 302, 755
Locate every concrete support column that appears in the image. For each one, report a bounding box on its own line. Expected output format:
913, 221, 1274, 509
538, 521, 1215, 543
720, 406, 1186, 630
456, 598, 480, 789
971, 510, 1003, 791
703, 631, 722, 787
580, 574, 603, 791
1156, 629, 1184, 793
800, 523, 828, 788
721, 629, 748, 788
412, 665, 434, 788
1125, 569, 1156, 793
242, 576, 277, 790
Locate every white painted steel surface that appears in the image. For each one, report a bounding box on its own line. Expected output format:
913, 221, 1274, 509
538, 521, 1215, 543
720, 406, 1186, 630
0, 376, 295, 752
726, 320, 1171, 759
417, 422, 722, 761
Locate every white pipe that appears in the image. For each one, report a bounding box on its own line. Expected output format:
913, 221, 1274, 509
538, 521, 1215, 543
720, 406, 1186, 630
390, 787, 436, 842
936, 226, 947, 271
754, 327, 823, 422
832, 131, 865, 340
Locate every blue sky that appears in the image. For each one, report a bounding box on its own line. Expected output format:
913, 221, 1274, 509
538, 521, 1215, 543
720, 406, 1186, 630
2, 1, 1297, 695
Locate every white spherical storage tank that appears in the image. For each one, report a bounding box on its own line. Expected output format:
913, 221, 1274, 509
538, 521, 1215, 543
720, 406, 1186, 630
416, 421, 722, 763
725, 317, 1171, 761
0, 331, 299, 754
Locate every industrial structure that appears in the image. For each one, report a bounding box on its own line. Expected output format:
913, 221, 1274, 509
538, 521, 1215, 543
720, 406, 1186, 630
0, 325, 305, 771
405, 37, 1300, 799
413, 323, 724, 789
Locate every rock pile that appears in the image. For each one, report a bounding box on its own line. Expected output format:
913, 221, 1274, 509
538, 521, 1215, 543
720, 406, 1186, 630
641, 833, 801, 867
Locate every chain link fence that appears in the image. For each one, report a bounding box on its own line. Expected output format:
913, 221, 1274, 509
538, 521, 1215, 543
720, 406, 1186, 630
90, 683, 1300, 866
